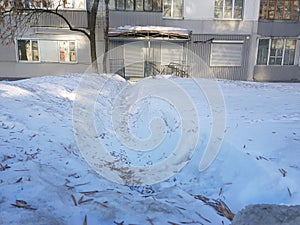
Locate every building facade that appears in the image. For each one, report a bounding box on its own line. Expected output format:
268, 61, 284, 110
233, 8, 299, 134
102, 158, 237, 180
0, 0, 300, 81
0, 0, 93, 79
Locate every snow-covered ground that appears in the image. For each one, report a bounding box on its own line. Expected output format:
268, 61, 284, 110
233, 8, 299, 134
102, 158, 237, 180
0, 74, 299, 225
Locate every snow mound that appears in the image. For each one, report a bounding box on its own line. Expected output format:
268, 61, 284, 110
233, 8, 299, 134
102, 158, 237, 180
0, 74, 299, 224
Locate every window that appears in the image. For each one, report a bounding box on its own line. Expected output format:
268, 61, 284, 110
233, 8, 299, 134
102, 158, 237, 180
214, 0, 243, 20
163, 0, 183, 18
256, 38, 297, 65
269, 39, 284, 65
284, 39, 296, 65
110, 0, 162, 11
18, 0, 85, 9
59, 41, 77, 63
17, 39, 77, 63
259, 0, 300, 20
210, 41, 243, 66
17, 39, 39, 62
256, 39, 269, 65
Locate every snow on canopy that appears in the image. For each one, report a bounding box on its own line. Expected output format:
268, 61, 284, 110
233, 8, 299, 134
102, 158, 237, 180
109, 25, 191, 39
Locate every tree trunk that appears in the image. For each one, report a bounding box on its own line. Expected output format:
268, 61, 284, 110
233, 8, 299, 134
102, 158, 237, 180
90, 30, 98, 73
103, 0, 110, 74
89, 0, 100, 73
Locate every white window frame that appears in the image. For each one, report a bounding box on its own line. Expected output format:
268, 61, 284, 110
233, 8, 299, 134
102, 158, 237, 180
256, 38, 297, 66
214, 0, 243, 20
16, 39, 78, 64
163, 0, 183, 19
58, 40, 78, 63
16, 38, 40, 63
25, 0, 86, 10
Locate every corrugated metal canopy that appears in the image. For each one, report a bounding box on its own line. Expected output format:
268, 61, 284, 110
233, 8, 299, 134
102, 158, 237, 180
109, 26, 191, 40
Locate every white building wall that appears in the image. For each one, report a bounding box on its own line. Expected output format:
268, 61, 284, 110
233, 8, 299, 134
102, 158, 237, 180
183, 0, 260, 21
243, 0, 260, 21
0, 29, 92, 79
184, 1, 214, 20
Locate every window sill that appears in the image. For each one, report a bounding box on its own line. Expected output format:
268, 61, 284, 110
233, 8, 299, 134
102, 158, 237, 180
17, 61, 40, 63
110, 9, 162, 13
214, 18, 243, 21
258, 19, 300, 23
59, 62, 78, 64
255, 64, 296, 66
17, 61, 78, 64
162, 17, 184, 20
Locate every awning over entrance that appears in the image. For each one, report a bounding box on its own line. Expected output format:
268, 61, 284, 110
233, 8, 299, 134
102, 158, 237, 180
109, 26, 191, 40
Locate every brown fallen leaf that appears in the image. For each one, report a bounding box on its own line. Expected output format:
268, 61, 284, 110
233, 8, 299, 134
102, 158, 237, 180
167, 222, 180, 225
0, 163, 10, 171
195, 212, 211, 223
96, 202, 109, 208
2, 155, 15, 162
193, 194, 235, 221
279, 168, 287, 177
83, 215, 87, 225
219, 187, 223, 196
16, 177, 23, 183
78, 197, 93, 205
287, 187, 292, 197
79, 190, 99, 195
16, 200, 27, 205
180, 221, 203, 224
11, 200, 37, 210
29, 134, 37, 141
71, 194, 77, 206
114, 221, 124, 225
147, 217, 154, 225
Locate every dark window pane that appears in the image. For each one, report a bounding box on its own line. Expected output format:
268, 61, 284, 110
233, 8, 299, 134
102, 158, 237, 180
259, 0, 268, 19
153, 0, 162, 11
32, 41, 39, 61
283, 0, 293, 19
135, 0, 143, 11
126, 0, 134, 10
267, 0, 277, 19
163, 0, 172, 17
173, 0, 183, 17
257, 39, 269, 65
18, 40, 29, 61
234, 0, 243, 19
269, 57, 276, 65
293, 0, 300, 20
116, 0, 125, 10
275, 57, 282, 65
144, 0, 153, 11
224, 0, 233, 18
214, 0, 224, 18
275, 0, 284, 19
284, 39, 296, 65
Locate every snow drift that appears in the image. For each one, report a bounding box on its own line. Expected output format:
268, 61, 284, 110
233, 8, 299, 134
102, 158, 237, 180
0, 74, 299, 225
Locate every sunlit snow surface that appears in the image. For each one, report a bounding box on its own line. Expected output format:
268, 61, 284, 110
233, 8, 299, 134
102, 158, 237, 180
0, 74, 299, 225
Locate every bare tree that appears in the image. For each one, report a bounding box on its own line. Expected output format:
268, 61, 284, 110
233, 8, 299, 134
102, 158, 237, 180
0, 0, 108, 73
